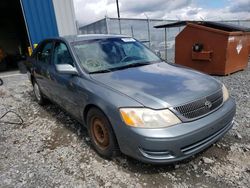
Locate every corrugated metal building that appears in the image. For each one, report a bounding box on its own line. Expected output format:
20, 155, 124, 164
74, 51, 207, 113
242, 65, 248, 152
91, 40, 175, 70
79, 17, 250, 62
0, 0, 77, 71
21, 0, 77, 47
53, 0, 77, 36
79, 17, 180, 61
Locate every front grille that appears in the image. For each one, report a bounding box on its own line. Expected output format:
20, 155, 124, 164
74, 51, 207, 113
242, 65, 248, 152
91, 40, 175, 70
173, 89, 223, 120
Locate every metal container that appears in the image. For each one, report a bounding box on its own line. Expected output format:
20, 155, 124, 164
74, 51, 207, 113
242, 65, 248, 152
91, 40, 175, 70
175, 22, 249, 75
246, 33, 250, 56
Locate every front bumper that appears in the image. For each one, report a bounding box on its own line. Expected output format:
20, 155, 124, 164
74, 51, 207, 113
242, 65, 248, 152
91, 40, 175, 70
116, 98, 236, 164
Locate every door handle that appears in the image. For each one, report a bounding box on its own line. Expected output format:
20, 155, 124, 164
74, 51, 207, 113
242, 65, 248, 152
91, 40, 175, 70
69, 81, 74, 88
46, 70, 51, 80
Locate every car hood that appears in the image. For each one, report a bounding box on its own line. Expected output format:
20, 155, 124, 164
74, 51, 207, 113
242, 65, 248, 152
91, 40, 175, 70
90, 62, 221, 109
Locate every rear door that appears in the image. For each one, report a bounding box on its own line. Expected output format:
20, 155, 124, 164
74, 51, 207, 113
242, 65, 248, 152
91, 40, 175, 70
34, 41, 54, 98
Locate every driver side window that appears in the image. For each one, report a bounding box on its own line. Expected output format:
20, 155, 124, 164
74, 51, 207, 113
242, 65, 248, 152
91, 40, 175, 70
53, 42, 74, 66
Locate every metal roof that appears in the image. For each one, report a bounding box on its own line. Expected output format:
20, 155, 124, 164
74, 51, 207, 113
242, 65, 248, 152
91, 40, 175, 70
154, 21, 250, 32
79, 17, 178, 29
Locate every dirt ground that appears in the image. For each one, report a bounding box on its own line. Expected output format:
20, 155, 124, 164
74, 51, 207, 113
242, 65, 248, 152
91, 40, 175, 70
0, 66, 249, 188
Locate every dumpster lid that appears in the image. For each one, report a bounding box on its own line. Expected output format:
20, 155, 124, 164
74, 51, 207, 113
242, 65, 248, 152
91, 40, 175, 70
154, 21, 250, 32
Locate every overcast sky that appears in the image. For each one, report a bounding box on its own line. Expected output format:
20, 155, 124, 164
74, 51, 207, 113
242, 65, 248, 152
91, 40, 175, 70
73, 0, 250, 26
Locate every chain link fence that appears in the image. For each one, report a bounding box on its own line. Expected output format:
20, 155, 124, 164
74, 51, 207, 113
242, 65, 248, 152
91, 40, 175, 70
79, 17, 250, 62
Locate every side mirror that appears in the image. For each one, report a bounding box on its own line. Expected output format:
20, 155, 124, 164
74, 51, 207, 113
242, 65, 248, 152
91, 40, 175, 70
155, 50, 162, 58
55, 64, 78, 75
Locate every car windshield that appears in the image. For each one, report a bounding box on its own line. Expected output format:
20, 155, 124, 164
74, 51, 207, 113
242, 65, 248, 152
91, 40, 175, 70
72, 37, 161, 73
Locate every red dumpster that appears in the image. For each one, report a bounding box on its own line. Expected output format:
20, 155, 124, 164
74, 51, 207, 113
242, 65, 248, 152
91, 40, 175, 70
155, 21, 250, 75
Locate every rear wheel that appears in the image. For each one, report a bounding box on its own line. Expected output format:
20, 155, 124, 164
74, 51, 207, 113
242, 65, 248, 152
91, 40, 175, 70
33, 81, 46, 105
87, 108, 119, 158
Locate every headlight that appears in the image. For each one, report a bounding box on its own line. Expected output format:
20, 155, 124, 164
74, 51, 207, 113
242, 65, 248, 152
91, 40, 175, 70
119, 108, 181, 128
222, 84, 229, 102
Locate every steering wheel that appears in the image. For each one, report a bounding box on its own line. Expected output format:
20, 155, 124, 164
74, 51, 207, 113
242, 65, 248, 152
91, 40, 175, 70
85, 58, 103, 68
85, 58, 111, 71
120, 56, 141, 63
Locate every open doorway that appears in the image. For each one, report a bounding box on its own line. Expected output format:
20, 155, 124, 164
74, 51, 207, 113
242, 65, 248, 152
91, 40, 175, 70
0, 0, 30, 72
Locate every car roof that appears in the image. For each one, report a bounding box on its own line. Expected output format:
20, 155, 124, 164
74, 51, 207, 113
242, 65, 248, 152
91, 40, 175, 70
49, 34, 130, 43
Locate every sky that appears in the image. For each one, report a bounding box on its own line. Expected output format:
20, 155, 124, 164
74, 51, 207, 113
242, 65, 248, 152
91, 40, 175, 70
73, 0, 250, 26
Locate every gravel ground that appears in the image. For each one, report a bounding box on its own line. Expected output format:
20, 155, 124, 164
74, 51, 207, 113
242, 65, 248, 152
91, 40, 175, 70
0, 65, 249, 188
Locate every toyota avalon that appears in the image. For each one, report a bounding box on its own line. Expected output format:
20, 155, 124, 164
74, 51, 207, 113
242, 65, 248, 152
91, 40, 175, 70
27, 35, 236, 164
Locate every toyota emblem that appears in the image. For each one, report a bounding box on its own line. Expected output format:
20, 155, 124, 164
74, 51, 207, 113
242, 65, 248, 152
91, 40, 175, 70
205, 100, 212, 109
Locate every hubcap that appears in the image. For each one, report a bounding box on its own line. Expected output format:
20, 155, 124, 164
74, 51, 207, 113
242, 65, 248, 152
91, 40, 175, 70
34, 83, 41, 101
91, 118, 109, 150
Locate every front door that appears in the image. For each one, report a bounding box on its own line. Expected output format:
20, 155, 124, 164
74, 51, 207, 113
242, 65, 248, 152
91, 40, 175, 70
49, 41, 81, 119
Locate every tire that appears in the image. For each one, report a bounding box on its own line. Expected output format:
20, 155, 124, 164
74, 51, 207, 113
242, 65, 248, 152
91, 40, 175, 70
87, 107, 119, 159
33, 80, 46, 105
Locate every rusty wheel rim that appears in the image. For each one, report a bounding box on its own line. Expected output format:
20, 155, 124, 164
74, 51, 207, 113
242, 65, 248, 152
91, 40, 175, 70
91, 118, 109, 150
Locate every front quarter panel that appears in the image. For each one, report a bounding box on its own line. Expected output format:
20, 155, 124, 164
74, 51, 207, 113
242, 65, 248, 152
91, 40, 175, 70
73, 75, 143, 133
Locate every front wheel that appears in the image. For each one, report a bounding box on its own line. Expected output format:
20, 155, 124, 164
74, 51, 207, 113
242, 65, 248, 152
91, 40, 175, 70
87, 108, 119, 158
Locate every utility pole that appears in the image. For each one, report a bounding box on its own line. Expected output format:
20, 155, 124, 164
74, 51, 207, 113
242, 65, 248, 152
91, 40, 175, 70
116, 0, 122, 34
164, 28, 167, 61
144, 13, 151, 48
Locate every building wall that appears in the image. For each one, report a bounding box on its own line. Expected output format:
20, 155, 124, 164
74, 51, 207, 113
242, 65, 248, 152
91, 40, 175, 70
21, 0, 59, 46
21, 0, 77, 48
52, 0, 77, 36
79, 18, 108, 35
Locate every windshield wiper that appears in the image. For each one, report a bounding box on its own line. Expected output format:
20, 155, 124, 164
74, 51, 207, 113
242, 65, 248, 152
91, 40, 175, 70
89, 62, 152, 74
89, 69, 112, 74
112, 62, 151, 71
